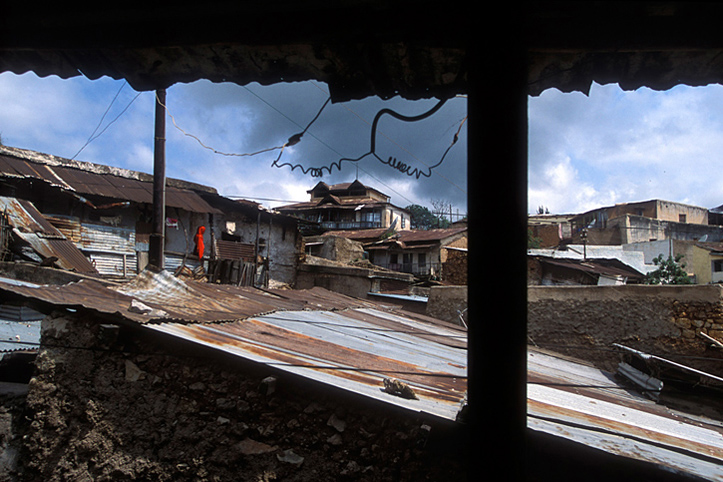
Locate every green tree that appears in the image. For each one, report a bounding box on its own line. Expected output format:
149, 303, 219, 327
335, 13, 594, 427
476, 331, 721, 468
528, 228, 542, 249
644, 254, 693, 285
405, 204, 450, 230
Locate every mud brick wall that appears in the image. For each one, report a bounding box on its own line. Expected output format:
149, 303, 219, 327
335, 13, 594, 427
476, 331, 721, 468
528, 285, 723, 375
20, 312, 467, 482
426, 287, 468, 326
441, 250, 467, 286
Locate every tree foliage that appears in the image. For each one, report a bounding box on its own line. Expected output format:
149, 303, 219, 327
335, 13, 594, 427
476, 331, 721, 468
405, 204, 450, 230
528, 228, 542, 249
644, 254, 693, 285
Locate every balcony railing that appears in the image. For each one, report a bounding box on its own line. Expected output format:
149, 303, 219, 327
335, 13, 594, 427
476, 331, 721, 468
320, 221, 381, 230
376, 262, 441, 276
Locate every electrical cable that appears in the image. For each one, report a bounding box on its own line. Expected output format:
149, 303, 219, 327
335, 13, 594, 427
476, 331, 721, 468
71, 84, 142, 160
307, 82, 468, 194
157, 90, 292, 158
270, 97, 463, 181
71, 81, 126, 160
159, 83, 465, 195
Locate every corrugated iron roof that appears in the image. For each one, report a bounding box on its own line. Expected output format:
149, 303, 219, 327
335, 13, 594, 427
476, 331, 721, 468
396, 227, 467, 243
536, 257, 645, 281
0, 196, 98, 275
0, 320, 40, 352
528, 348, 723, 480
325, 227, 468, 247
0, 147, 220, 214
0, 270, 467, 421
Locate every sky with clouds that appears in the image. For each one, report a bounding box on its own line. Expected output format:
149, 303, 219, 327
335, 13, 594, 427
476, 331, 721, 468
529, 81, 723, 215
0, 72, 468, 217
7, 72, 720, 221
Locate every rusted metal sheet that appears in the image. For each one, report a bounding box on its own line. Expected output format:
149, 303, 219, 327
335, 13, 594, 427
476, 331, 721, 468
216, 240, 255, 261
0, 197, 98, 274
0, 270, 468, 421
0, 151, 220, 214
147, 308, 467, 421
528, 348, 723, 480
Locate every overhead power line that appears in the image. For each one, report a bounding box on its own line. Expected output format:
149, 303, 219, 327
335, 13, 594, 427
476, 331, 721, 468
157, 83, 466, 198
71, 82, 142, 160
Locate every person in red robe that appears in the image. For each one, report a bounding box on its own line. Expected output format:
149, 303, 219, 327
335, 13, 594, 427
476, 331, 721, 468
194, 226, 205, 260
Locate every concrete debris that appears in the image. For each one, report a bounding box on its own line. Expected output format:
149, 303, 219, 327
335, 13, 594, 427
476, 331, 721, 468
236, 438, 277, 455
276, 449, 304, 466
327, 413, 346, 432
326, 433, 343, 446
259, 376, 276, 396
124, 360, 143, 382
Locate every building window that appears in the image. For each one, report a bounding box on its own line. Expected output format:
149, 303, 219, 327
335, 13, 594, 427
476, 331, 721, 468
361, 211, 380, 224
418, 253, 426, 267
679, 214, 687, 223
713, 259, 723, 272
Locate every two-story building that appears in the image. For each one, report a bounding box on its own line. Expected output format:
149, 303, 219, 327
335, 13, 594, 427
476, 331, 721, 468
277, 180, 411, 231
569, 199, 723, 245
324, 226, 467, 280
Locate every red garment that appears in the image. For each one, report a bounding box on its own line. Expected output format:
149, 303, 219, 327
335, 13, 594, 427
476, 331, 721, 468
194, 226, 206, 260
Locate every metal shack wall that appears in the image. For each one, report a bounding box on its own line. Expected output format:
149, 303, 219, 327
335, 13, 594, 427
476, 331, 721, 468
215, 212, 300, 286
79, 223, 136, 277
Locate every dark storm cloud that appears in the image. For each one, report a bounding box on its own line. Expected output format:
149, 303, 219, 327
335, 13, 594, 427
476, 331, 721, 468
171, 80, 467, 211
0, 73, 467, 213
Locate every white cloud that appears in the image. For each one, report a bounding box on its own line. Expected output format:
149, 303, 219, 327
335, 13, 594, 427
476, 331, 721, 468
0, 72, 466, 214
529, 82, 723, 214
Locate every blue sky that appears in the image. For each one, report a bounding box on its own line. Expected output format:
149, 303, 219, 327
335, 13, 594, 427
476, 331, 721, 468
529, 82, 723, 215
10, 72, 720, 220
0, 72, 468, 216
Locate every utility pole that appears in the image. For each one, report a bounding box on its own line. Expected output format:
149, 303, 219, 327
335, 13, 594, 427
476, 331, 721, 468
149, 89, 166, 269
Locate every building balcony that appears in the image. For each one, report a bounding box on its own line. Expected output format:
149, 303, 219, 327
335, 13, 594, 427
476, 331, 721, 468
320, 221, 382, 230
379, 262, 441, 277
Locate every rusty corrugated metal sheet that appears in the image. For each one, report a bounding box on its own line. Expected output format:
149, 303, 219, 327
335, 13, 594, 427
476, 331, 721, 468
0, 197, 98, 274
148, 308, 467, 420
537, 257, 645, 281
528, 348, 723, 480
216, 240, 255, 261
397, 227, 467, 243
0, 149, 220, 214
0, 270, 468, 421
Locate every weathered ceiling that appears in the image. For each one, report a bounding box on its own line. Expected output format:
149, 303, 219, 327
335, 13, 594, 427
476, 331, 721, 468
4, 2, 723, 101
527, 2, 723, 95
0, 1, 470, 102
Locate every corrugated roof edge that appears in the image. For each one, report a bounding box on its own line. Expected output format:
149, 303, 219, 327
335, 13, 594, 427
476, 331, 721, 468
0, 145, 218, 194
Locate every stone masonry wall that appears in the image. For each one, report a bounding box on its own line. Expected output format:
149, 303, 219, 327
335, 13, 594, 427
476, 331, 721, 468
528, 285, 723, 375
19, 312, 467, 481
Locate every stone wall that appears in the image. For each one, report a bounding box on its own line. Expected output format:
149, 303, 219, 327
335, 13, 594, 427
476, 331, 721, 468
19, 312, 467, 481
296, 263, 413, 299
528, 285, 723, 375
426, 286, 468, 326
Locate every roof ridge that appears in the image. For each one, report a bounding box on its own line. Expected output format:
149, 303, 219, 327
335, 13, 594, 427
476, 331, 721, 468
0, 145, 217, 194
